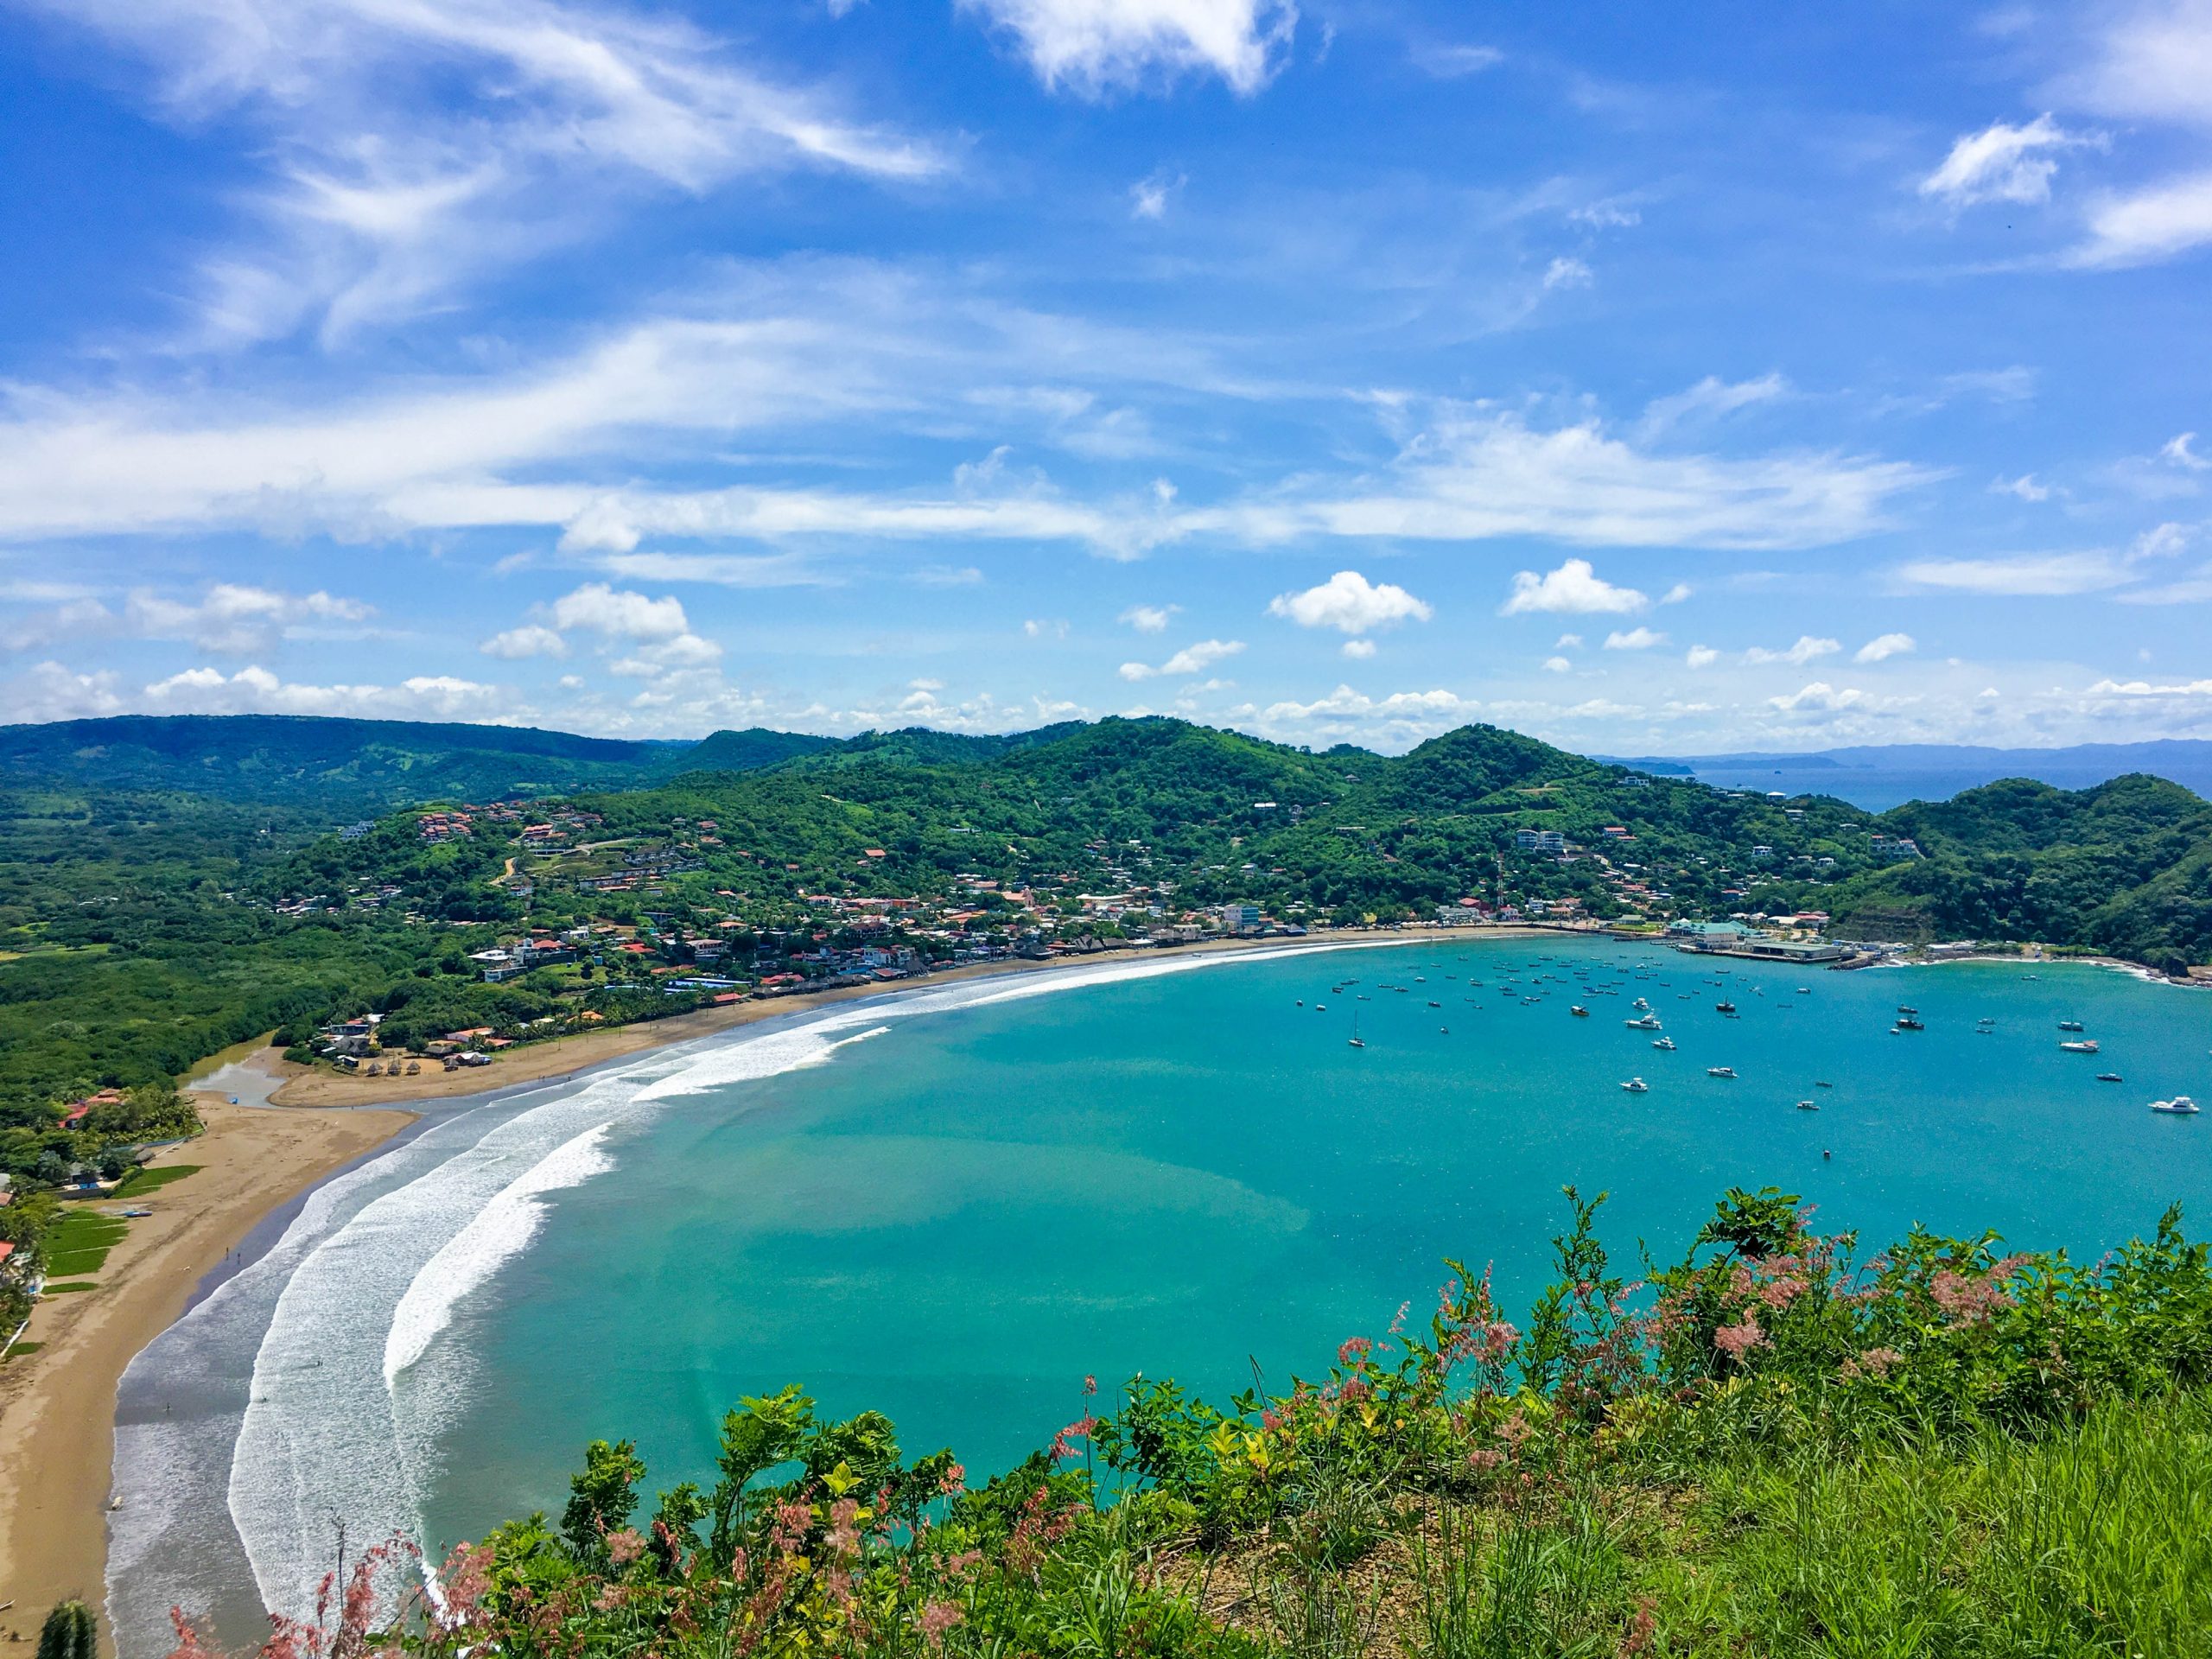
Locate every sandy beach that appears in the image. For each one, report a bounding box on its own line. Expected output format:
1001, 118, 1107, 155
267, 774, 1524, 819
0, 1102, 414, 1649
0, 922, 1558, 1649
267, 925, 1564, 1107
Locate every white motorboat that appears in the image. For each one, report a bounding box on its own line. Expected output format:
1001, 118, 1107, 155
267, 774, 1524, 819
2151, 1096, 2200, 1116
1707, 1066, 1736, 1078
1621, 1077, 1649, 1093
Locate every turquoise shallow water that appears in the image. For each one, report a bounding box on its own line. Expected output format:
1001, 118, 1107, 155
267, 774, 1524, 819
410, 940, 2212, 1550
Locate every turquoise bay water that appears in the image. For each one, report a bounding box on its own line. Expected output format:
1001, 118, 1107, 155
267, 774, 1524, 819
413, 941, 2212, 1549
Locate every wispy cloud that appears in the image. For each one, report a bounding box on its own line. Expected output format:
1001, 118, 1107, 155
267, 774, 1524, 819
30, 0, 944, 347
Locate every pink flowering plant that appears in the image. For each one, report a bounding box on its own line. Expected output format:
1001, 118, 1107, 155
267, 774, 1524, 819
159, 1192, 2212, 1659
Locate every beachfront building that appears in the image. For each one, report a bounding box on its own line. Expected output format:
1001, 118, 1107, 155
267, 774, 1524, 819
1217, 902, 1262, 933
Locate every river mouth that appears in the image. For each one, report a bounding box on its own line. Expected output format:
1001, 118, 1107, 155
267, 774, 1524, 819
110, 938, 2212, 1657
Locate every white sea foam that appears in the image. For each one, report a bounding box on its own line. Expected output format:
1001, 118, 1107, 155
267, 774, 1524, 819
383, 1122, 614, 1386
226, 1014, 901, 1628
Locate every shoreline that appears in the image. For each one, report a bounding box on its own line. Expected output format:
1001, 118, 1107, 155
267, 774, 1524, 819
0, 1102, 416, 1651
260, 925, 1565, 1108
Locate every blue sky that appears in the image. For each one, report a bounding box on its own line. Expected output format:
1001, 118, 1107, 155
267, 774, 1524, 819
0, 0, 2208, 753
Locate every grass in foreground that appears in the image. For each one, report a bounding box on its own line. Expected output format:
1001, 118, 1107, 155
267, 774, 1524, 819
164, 1188, 2212, 1659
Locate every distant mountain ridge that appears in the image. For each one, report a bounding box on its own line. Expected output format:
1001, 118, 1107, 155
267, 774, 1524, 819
1604, 740, 2212, 808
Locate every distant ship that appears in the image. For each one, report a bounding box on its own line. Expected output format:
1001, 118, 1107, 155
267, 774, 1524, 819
1707, 1066, 1736, 1078
1621, 1077, 1649, 1094
2058, 1020, 2085, 1033
2060, 1039, 2101, 1053
2151, 1096, 2199, 1116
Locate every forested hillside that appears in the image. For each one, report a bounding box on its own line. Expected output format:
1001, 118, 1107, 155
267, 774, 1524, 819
3, 715, 2209, 1200
0, 714, 796, 807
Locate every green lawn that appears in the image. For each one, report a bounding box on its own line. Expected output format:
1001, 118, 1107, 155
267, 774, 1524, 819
111, 1163, 201, 1198
43, 1211, 129, 1277
39, 1281, 97, 1294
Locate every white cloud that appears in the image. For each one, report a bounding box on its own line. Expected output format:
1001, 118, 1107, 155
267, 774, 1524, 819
480, 624, 569, 659
7, 582, 375, 655
1659, 582, 1694, 604
1541, 655, 1572, 673
911, 564, 986, 587
1992, 473, 2053, 501
1129, 170, 1186, 219
1025, 618, 1070, 639
1219, 408, 1932, 554
1340, 639, 1376, 660
1855, 632, 1917, 663
1603, 626, 1668, 651
1502, 559, 1647, 616
1119, 602, 1180, 632
1163, 638, 1245, 674
1919, 114, 2094, 208
2084, 676, 2212, 698
1541, 256, 1593, 290
1554, 633, 1583, 649
959, 0, 1297, 95
1121, 638, 1244, 679
1685, 645, 1719, 669
2163, 432, 2212, 471
1891, 552, 2137, 595
1268, 569, 1433, 633
2069, 171, 2212, 268
609, 632, 722, 678
1767, 682, 1866, 715
1254, 683, 1481, 744
1744, 635, 1840, 666
549, 582, 690, 640
137, 662, 512, 720
36, 0, 944, 346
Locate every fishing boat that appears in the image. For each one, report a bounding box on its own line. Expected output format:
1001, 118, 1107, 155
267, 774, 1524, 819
2151, 1096, 2200, 1116
1652, 1037, 1676, 1051
2096, 1072, 2123, 1083
1815, 1080, 1833, 1089
1714, 1000, 1738, 1014
1632, 996, 1650, 1011
1796, 1099, 1819, 1111
1570, 1004, 1590, 1017
2060, 1039, 2100, 1053
1621, 1077, 1649, 1093
1895, 1014, 1924, 1031
1626, 1014, 1663, 1030
1707, 1066, 1736, 1078
2058, 1020, 2085, 1033
1898, 1006, 1918, 1016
